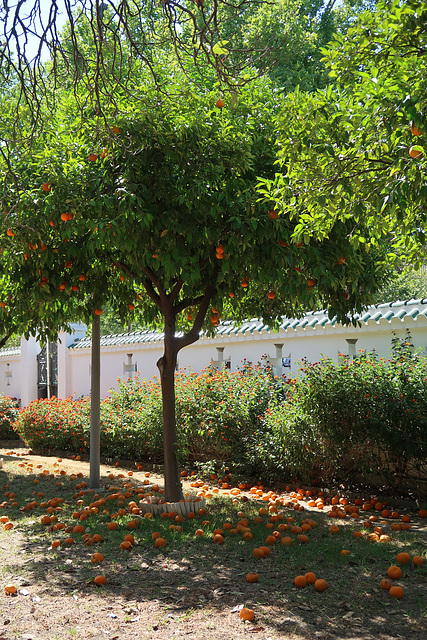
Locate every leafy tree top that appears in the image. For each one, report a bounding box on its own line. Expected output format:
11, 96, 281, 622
2, 64, 392, 338
266, 0, 426, 267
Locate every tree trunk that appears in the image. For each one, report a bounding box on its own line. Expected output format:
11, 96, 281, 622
157, 321, 183, 502
151, 278, 216, 502
90, 312, 101, 490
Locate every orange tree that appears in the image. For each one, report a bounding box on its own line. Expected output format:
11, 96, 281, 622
3, 68, 391, 500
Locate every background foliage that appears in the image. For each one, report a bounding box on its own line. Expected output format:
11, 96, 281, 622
0, 395, 20, 440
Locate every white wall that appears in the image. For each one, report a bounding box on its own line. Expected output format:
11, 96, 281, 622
1, 304, 427, 406
0, 351, 21, 401
65, 315, 427, 399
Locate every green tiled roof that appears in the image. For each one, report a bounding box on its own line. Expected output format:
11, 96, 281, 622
0, 346, 21, 357
67, 299, 427, 350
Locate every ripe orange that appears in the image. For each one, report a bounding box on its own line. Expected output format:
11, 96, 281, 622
314, 578, 328, 592
413, 555, 424, 567
396, 552, 411, 564
411, 124, 421, 136
4, 584, 17, 595
91, 552, 104, 564
89, 153, 98, 162
387, 565, 402, 580
267, 291, 275, 300
246, 572, 259, 583
215, 99, 225, 109
239, 607, 255, 621
389, 586, 404, 599
120, 541, 132, 551
123, 534, 135, 544
305, 572, 317, 584
94, 575, 107, 586
294, 575, 307, 588
409, 146, 423, 159
42, 183, 51, 192
94, 309, 103, 315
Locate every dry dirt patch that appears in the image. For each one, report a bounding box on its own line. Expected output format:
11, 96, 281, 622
0, 448, 426, 640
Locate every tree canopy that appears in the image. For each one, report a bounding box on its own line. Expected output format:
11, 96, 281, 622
2, 51, 394, 497
266, 0, 426, 268
1, 0, 403, 499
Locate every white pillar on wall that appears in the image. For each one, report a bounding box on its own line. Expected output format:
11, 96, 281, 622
123, 353, 137, 379
345, 338, 358, 362
20, 336, 40, 407
57, 323, 87, 400
211, 346, 230, 370
267, 343, 285, 377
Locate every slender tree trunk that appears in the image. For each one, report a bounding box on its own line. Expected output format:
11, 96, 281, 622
157, 318, 183, 502
90, 313, 101, 490
0, 330, 15, 349
46, 340, 51, 399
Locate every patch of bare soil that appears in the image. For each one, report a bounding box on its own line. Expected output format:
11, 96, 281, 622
0, 448, 426, 640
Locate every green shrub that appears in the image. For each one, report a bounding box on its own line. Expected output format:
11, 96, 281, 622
14, 366, 279, 464
0, 395, 20, 440
293, 333, 427, 484
100, 377, 164, 461
175, 364, 277, 463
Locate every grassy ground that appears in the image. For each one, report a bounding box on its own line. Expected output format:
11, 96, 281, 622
0, 447, 426, 640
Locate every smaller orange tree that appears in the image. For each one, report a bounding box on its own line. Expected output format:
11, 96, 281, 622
3, 68, 391, 500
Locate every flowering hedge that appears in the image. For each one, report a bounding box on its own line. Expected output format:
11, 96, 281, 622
15, 395, 91, 452
15, 364, 279, 464
0, 395, 20, 440
288, 333, 427, 484
13, 340, 427, 488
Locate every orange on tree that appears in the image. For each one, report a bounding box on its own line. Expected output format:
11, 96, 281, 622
409, 146, 423, 159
